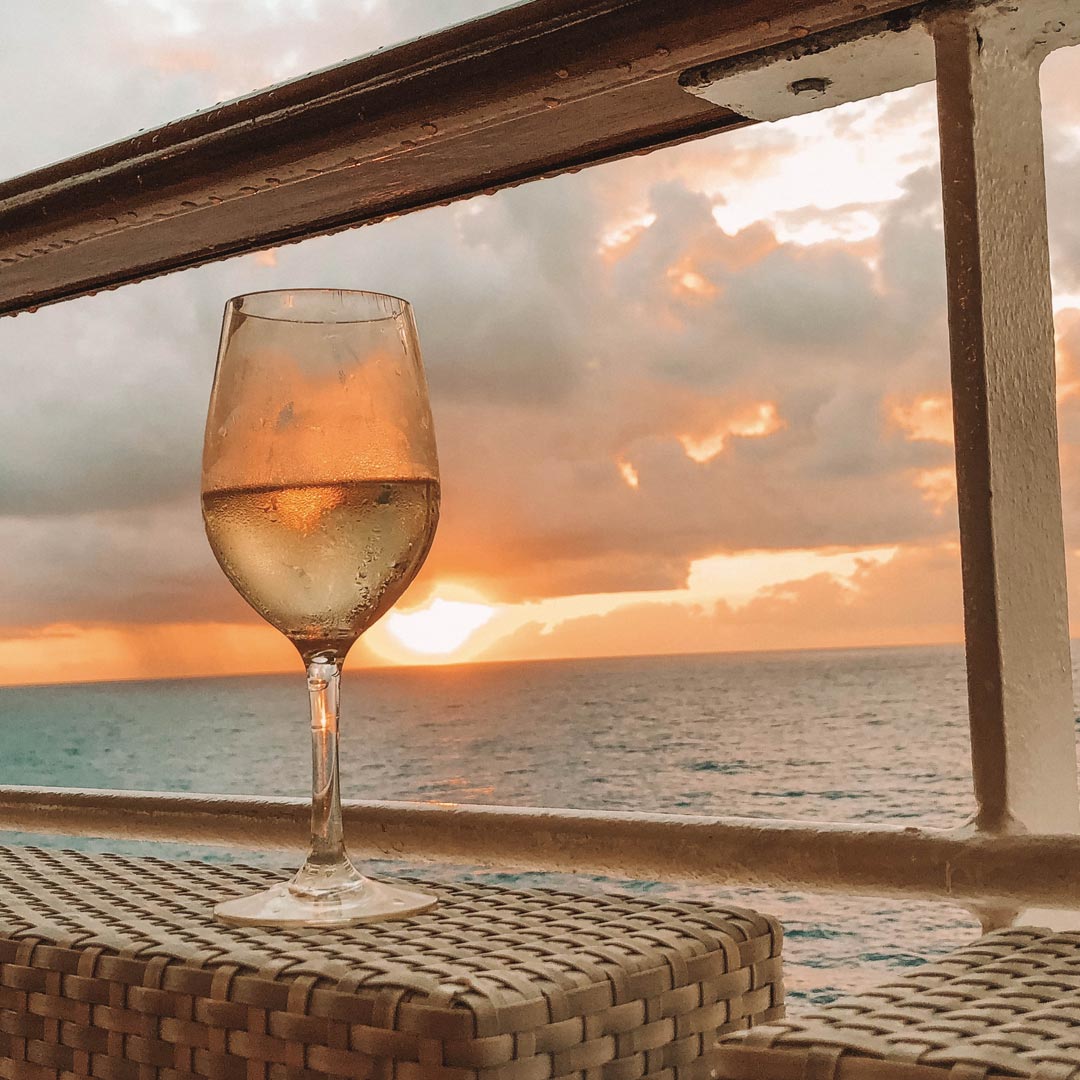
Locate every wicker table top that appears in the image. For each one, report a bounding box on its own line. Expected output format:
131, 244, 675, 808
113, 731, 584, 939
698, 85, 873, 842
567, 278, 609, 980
0, 846, 784, 1078
717, 925, 1080, 1079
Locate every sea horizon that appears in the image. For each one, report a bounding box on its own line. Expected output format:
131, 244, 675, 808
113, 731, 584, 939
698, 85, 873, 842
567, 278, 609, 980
0, 635, 974, 691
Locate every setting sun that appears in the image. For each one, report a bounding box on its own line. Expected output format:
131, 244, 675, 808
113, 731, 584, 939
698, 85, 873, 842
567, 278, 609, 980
385, 598, 496, 656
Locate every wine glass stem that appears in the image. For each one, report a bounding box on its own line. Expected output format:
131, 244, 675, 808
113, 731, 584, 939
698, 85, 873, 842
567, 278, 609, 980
308, 659, 344, 862
291, 659, 361, 897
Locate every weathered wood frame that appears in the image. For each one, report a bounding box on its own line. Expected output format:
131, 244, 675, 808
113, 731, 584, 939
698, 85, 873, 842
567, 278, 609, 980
0, 0, 921, 315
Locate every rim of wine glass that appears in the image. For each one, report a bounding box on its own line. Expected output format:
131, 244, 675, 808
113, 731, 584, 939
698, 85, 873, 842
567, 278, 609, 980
226, 288, 412, 325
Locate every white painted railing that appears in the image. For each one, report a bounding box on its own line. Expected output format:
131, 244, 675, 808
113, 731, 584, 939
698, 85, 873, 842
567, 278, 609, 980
6, 786, 1080, 914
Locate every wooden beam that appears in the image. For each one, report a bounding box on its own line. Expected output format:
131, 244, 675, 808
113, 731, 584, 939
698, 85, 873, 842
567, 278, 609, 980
0, 0, 919, 316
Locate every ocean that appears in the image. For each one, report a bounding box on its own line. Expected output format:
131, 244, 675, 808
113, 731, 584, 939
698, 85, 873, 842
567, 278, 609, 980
0, 643, 1018, 1006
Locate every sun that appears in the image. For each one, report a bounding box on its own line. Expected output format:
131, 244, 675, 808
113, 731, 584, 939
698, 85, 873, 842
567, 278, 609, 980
362, 584, 501, 665
383, 595, 496, 658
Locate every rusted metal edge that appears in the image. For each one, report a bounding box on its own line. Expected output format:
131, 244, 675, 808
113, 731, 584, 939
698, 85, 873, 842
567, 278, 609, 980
4, 785, 1080, 910
679, 2, 937, 91
679, 2, 941, 121
0, 0, 921, 316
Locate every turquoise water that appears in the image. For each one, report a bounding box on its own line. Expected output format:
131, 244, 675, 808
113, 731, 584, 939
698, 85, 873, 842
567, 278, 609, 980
0, 645, 998, 1005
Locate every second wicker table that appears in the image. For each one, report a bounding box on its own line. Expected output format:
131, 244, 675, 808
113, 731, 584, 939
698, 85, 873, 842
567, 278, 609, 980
716, 925, 1080, 1079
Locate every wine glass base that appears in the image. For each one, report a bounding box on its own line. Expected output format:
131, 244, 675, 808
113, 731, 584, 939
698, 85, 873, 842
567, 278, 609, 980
214, 876, 437, 928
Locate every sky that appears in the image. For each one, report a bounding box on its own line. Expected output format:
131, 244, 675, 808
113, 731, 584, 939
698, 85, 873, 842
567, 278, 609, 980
3, 2, 1080, 684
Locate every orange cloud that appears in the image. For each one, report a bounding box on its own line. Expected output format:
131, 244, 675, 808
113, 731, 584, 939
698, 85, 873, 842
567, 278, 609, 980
598, 212, 657, 263
669, 265, 717, 300
890, 395, 954, 444
914, 467, 956, 514
481, 544, 966, 663
143, 46, 218, 74
0, 623, 296, 688
362, 545, 897, 668
1056, 308, 1080, 404
616, 459, 640, 489
678, 402, 783, 464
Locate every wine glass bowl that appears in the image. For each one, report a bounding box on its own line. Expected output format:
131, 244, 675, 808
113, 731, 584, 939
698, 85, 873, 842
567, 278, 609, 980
202, 289, 439, 926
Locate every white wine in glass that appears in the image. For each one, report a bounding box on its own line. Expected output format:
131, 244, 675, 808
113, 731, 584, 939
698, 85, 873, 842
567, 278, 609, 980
202, 290, 440, 927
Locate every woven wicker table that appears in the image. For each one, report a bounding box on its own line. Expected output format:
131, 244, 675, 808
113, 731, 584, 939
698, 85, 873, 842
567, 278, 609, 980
715, 926, 1080, 1079
0, 847, 783, 1079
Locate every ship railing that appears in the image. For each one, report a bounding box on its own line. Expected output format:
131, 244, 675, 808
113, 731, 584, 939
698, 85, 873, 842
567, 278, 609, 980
3, 0, 1080, 931
3, 787, 1080, 919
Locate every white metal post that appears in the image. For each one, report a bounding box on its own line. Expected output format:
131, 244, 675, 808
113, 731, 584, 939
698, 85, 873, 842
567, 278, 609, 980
933, 8, 1079, 839
684, 0, 1080, 927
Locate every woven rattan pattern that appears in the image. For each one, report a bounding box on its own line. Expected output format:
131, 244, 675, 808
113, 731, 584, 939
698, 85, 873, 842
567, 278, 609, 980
716, 926, 1080, 1079
0, 846, 782, 1079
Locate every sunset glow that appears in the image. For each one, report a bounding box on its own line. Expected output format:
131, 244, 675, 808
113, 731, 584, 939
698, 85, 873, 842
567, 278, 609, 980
598, 211, 657, 260
891, 396, 954, 445
679, 403, 783, 464
617, 460, 640, 489
5, 11, 1080, 687
915, 467, 957, 514
702, 91, 940, 240
385, 598, 496, 656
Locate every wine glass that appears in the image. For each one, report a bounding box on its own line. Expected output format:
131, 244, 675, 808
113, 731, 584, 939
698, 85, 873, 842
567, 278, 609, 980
202, 289, 440, 927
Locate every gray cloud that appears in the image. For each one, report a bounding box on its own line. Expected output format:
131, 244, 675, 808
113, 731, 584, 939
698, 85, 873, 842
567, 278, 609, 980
5, 0, 509, 175
727, 247, 878, 347
0, 503, 240, 628
0, 276, 214, 516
